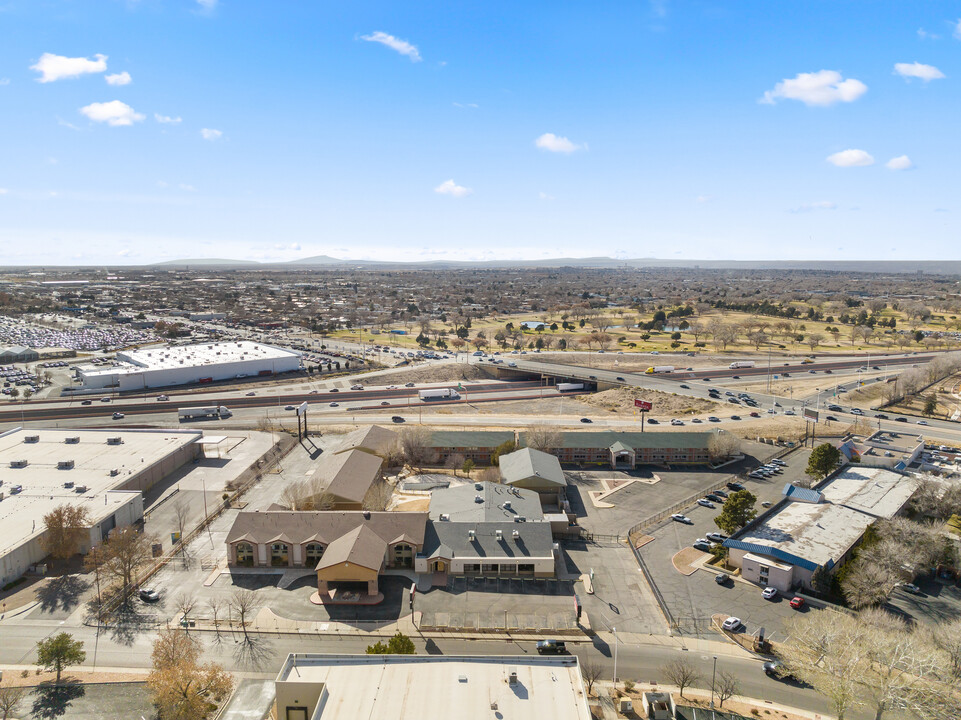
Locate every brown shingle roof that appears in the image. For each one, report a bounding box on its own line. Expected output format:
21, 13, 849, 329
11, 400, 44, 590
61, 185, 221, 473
226, 510, 427, 548
311, 449, 383, 504
315, 525, 387, 572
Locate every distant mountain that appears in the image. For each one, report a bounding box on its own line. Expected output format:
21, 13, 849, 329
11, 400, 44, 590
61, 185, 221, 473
151, 258, 261, 267
284, 255, 348, 265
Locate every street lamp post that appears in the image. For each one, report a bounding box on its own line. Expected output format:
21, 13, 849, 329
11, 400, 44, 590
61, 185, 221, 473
612, 626, 618, 687
709, 655, 718, 711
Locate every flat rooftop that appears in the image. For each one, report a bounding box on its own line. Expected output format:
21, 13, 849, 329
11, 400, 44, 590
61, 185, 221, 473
819, 467, 917, 519
276, 654, 591, 720
0, 427, 201, 557
737, 501, 871, 568
82, 341, 300, 377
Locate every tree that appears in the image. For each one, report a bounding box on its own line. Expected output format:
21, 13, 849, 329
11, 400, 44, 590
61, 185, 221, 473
714, 490, 757, 535
0, 686, 27, 720
229, 589, 257, 642
840, 557, 894, 609
175, 592, 197, 628
399, 427, 432, 466
810, 564, 833, 595
923, 393, 938, 417
148, 629, 233, 720
462, 458, 475, 476
707, 431, 740, 461
36, 632, 86, 683
715, 669, 740, 708
366, 631, 416, 654
806, 443, 842, 482
580, 658, 604, 695
525, 425, 562, 452
362, 480, 393, 511
663, 658, 700, 698
40, 504, 91, 562
95, 526, 155, 598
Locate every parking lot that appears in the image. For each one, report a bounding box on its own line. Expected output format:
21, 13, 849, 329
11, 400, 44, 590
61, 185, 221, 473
886, 574, 961, 628
636, 446, 819, 640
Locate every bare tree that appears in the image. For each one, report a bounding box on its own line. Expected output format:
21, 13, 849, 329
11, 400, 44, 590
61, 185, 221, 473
0, 686, 27, 720
715, 669, 740, 708
400, 426, 432, 466
525, 425, 562, 452
840, 556, 894, 609
94, 526, 156, 599
478, 466, 502, 484
663, 658, 701, 698
580, 658, 604, 696
206, 597, 224, 637
707, 431, 740, 461
229, 589, 257, 643
173, 500, 191, 560
175, 592, 197, 628
362, 480, 393, 511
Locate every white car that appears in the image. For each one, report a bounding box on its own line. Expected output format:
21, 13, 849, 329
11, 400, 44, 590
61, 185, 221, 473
721, 617, 742, 631
671, 514, 693, 524
671, 419, 684, 426
697, 498, 715, 508
762, 586, 778, 600
329, 402, 339, 407
917, 420, 928, 426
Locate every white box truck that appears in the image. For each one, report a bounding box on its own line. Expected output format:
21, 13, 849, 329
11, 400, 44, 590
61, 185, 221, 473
418, 388, 459, 401
178, 406, 231, 421
557, 382, 585, 392
644, 366, 674, 375
729, 361, 756, 369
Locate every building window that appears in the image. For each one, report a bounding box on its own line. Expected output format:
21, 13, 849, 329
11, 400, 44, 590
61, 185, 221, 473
518, 563, 535, 574
235, 542, 254, 567
500, 564, 517, 574
304, 543, 324, 565
463, 563, 481, 573
482, 563, 498, 574
270, 543, 289, 567
392, 543, 414, 568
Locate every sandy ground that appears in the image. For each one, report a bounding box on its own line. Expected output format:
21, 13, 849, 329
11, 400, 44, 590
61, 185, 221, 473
367, 363, 497, 386
575, 386, 721, 416
0, 670, 146, 687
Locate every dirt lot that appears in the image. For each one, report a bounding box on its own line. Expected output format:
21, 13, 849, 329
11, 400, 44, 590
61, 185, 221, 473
535, 352, 730, 372
883, 373, 961, 419
369, 363, 499, 386
575, 386, 720, 416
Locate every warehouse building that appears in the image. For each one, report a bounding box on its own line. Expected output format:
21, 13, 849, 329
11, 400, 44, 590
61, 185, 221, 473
76, 340, 302, 391
273, 654, 591, 720
0, 426, 203, 586
0, 346, 39, 363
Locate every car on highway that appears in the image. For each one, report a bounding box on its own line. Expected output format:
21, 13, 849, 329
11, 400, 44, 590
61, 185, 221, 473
391, 416, 405, 423
671, 514, 693, 524
894, 417, 908, 422
671, 419, 684, 426
708, 416, 720, 422
329, 402, 339, 407
679, 384, 690, 389
588, 375, 597, 380
156, 395, 169, 401
875, 413, 888, 419
246, 391, 256, 396
350, 385, 364, 390
112, 412, 125, 419
535, 639, 567, 655
691, 417, 702, 423
580, 418, 592, 423
380, 401, 390, 406
616, 376, 625, 381
850, 407, 864, 415
721, 617, 742, 631
508, 362, 517, 367
732, 375, 740, 379
100, 397, 111, 402
730, 415, 741, 420
697, 498, 715, 508
284, 405, 295, 410
762, 586, 778, 600
715, 573, 730, 585
139, 588, 160, 603
647, 418, 659, 424
81, 399, 92, 405
789, 596, 805, 609
826, 415, 838, 421
329, 388, 339, 392
917, 420, 929, 426
749, 411, 760, 417
405, 382, 415, 387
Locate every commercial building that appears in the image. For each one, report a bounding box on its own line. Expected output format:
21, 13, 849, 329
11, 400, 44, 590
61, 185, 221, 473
522, 430, 715, 468
0, 346, 39, 363
308, 449, 384, 510
0, 426, 203, 585
725, 466, 919, 591
498, 447, 567, 506
273, 654, 591, 720
76, 340, 301, 391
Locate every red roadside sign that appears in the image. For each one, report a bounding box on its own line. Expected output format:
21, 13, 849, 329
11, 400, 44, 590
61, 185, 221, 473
634, 399, 653, 411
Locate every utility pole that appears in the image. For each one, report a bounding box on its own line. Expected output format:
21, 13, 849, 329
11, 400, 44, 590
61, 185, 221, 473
709, 655, 717, 712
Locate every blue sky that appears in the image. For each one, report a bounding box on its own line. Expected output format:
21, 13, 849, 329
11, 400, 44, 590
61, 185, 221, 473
1, 1, 958, 265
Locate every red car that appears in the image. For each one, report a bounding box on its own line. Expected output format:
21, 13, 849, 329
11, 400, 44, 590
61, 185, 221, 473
789, 596, 805, 609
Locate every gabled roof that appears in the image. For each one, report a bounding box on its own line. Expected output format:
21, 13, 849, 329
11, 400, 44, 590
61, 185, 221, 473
226, 510, 428, 548
427, 430, 516, 449
782, 484, 824, 504
336, 425, 399, 456
517, 431, 711, 450
311, 449, 383, 504
316, 525, 387, 573
499, 448, 566, 488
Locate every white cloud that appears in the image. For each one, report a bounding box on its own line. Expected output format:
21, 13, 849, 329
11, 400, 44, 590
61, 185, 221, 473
955, 19, 961, 40
535, 133, 583, 153
453, 102, 479, 109
156, 181, 169, 188
760, 70, 867, 106
178, 183, 196, 192
79, 100, 145, 126
31, 53, 107, 83
200, 128, 223, 141
695, 195, 711, 203
361, 31, 422, 62
917, 28, 939, 40
538, 192, 555, 201
197, 0, 217, 10
791, 201, 838, 213
155, 113, 182, 124
274, 243, 302, 251
826, 149, 875, 167
105, 71, 132, 86
434, 179, 472, 198
0, 78, 9, 86
0, 188, 8, 195
886, 155, 914, 170
894, 62, 945, 81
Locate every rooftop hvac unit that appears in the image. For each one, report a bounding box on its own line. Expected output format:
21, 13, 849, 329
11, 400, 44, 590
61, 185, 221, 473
24, 435, 40, 443
65, 436, 80, 444
74, 485, 88, 493
106, 437, 123, 445
504, 501, 512, 510
468, 529, 476, 541
439, 513, 450, 521
58, 460, 75, 470
508, 670, 518, 685
512, 529, 520, 539
515, 516, 527, 523
495, 529, 503, 540
64, 481, 74, 489
9, 459, 28, 468
474, 483, 483, 491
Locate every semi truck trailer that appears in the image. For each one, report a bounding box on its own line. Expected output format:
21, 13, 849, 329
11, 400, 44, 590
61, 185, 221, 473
178, 406, 231, 420
418, 388, 460, 401
557, 382, 585, 392
644, 366, 674, 374
728, 361, 756, 369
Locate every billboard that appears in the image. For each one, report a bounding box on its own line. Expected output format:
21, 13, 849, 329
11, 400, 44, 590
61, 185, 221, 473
634, 399, 653, 411
297, 401, 309, 416
803, 407, 819, 423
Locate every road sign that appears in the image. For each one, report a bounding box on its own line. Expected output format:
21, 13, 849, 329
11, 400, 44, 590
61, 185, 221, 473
296, 401, 308, 416
803, 407, 819, 423
634, 399, 653, 411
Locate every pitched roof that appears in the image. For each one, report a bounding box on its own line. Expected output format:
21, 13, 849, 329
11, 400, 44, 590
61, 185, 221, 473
517, 430, 711, 450
312, 448, 383, 504
499, 448, 566, 488
427, 430, 516, 449
226, 510, 428, 548
782, 484, 824, 504
423, 521, 555, 561
336, 425, 399, 456
316, 524, 387, 572
428, 481, 544, 522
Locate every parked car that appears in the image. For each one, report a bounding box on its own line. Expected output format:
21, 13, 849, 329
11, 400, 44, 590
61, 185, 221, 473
705, 494, 723, 503
693, 541, 712, 552
727, 482, 744, 491
902, 583, 921, 595
671, 514, 693, 524
715, 573, 730, 585
762, 586, 778, 600
713, 490, 728, 498
139, 588, 160, 603
706, 532, 726, 542
697, 498, 715, 508
721, 616, 742, 631
789, 596, 805, 609
536, 639, 567, 655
